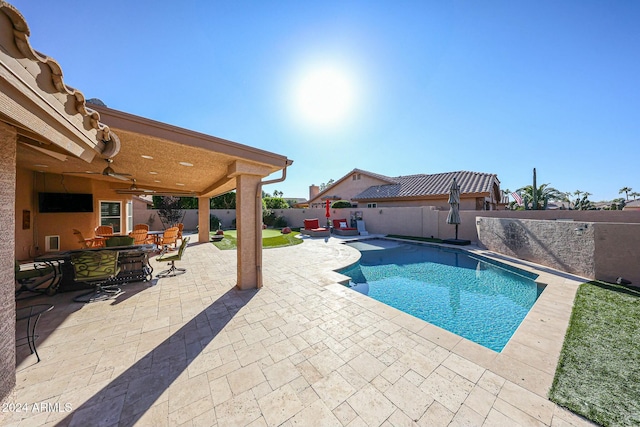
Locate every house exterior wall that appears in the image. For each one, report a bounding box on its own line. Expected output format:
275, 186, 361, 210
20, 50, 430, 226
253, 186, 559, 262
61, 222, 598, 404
14, 169, 135, 255
15, 167, 34, 260
0, 121, 16, 403
356, 197, 481, 210
308, 173, 390, 207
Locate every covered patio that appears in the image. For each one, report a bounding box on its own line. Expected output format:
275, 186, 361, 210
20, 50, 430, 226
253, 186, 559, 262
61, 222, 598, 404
1, 1, 290, 404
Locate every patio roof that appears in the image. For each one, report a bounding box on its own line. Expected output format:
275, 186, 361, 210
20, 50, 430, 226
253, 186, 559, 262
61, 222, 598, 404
33, 104, 292, 198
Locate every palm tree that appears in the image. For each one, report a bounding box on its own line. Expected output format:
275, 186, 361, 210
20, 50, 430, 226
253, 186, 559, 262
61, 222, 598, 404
630, 192, 640, 200
517, 184, 563, 210
574, 190, 583, 199
561, 192, 574, 209
619, 187, 633, 201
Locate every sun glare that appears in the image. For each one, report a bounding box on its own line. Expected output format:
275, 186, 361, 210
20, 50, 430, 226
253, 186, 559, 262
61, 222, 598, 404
293, 65, 356, 128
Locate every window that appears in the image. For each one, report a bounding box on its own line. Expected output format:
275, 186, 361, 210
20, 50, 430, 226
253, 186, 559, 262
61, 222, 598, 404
126, 200, 133, 233
367, 203, 377, 208
100, 201, 122, 233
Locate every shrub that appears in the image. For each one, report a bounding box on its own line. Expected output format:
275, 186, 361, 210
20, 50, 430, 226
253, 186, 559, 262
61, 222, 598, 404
273, 215, 288, 228
263, 211, 276, 227
210, 214, 221, 230
331, 200, 352, 208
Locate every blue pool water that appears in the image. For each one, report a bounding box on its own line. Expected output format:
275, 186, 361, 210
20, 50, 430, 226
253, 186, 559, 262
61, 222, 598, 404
339, 239, 542, 352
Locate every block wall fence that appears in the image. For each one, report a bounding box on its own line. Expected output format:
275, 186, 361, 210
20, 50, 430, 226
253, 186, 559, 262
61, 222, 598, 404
135, 206, 640, 285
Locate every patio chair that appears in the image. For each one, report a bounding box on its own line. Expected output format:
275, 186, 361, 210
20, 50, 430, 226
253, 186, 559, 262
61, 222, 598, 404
157, 226, 179, 250
95, 225, 114, 237
301, 218, 330, 237
73, 228, 104, 248
133, 223, 149, 232
130, 229, 154, 245
156, 237, 189, 278
176, 223, 184, 241
356, 220, 369, 236
15, 260, 55, 298
332, 218, 359, 236
70, 250, 122, 303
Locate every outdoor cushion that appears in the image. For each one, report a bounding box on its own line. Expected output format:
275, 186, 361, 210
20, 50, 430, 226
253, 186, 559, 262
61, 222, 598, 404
304, 219, 320, 229
333, 219, 356, 230
105, 236, 135, 247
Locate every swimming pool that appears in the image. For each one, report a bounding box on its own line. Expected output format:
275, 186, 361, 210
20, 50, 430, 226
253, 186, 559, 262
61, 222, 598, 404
339, 239, 543, 352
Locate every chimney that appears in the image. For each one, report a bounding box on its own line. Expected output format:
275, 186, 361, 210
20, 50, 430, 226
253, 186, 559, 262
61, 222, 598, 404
309, 184, 319, 201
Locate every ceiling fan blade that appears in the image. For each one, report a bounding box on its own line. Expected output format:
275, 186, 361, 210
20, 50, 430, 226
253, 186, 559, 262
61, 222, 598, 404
115, 188, 156, 194
62, 171, 101, 175
108, 172, 132, 181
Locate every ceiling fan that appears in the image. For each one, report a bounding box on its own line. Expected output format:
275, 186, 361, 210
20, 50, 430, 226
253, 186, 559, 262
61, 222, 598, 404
115, 179, 156, 194
64, 158, 131, 181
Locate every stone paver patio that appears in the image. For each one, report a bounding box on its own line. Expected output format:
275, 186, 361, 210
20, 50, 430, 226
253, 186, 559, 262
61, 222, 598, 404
4, 233, 596, 426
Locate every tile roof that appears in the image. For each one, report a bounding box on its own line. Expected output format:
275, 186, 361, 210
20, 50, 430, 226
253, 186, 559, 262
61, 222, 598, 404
352, 171, 498, 200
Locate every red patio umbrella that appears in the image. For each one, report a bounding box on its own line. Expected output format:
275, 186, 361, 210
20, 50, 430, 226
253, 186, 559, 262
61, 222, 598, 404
325, 199, 331, 226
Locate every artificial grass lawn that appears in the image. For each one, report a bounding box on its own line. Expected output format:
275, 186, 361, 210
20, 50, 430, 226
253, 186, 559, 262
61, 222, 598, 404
549, 280, 640, 427
210, 229, 303, 250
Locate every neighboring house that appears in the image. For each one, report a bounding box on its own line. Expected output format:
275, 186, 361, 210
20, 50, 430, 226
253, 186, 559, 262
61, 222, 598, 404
308, 168, 503, 211
287, 197, 308, 208
623, 200, 640, 211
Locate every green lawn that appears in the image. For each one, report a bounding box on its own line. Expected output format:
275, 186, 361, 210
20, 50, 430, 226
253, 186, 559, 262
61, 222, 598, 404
549, 280, 640, 427
210, 229, 303, 250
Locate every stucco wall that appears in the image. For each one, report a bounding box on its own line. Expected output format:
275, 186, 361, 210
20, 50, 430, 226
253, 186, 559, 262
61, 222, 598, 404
593, 223, 640, 284
139, 206, 640, 242
1, 122, 17, 403
132, 206, 237, 232
15, 167, 34, 260
134, 205, 640, 284
15, 169, 137, 255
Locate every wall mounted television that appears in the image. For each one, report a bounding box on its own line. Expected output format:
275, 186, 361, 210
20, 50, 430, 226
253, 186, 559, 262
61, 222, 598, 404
38, 192, 94, 213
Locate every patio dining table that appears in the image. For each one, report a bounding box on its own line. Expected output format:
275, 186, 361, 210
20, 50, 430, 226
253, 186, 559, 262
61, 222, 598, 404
147, 230, 165, 245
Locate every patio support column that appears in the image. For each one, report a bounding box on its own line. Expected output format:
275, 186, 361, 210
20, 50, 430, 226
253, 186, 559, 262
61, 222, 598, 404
228, 161, 273, 290
197, 196, 210, 244
0, 121, 17, 401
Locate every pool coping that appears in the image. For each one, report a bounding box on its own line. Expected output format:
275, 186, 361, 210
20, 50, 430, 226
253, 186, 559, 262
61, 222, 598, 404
327, 236, 588, 400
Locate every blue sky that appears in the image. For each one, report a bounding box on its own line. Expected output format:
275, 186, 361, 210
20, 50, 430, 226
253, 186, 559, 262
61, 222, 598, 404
11, 0, 640, 202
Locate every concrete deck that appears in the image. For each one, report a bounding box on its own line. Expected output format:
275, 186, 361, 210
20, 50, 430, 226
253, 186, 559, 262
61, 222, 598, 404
4, 233, 596, 426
